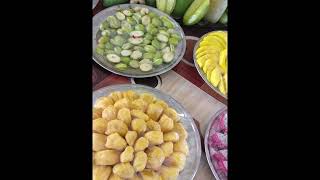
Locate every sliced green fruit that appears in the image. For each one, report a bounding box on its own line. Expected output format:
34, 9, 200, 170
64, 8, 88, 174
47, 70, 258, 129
106, 54, 121, 63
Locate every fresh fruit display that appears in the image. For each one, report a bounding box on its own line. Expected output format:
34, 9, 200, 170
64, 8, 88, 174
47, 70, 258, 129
206, 109, 228, 179
95, 6, 182, 73
156, 0, 177, 15
195, 31, 227, 95
103, 0, 130, 7
205, 0, 227, 23
183, 0, 210, 25
93, 90, 190, 180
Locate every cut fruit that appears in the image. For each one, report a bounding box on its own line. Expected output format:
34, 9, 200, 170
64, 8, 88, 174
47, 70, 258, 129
130, 30, 144, 37
129, 37, 143, 45
163, 52, 174, 63
106, 54, 121, 63
140, 63, 153, 71
219, 49, 227, 72
210, 67, 222, 87
218, 75, 226, 95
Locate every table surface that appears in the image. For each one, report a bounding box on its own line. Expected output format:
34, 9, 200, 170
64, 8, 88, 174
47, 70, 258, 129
93, 2, 227, 180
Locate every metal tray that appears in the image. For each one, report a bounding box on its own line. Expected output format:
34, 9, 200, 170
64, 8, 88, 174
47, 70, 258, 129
204, 107, 228, 180
92, 4, 186, 78
93, 84, 201, 180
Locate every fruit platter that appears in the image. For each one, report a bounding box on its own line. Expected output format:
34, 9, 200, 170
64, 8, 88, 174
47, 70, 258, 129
93, 84, 201, 180
93, 4, 186, 78
194, 31, 228, 98
204, 107, 228, 180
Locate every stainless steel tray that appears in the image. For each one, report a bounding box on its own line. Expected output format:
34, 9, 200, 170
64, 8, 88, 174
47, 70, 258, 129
93, 84, 201, 180
92, 4, 186, 78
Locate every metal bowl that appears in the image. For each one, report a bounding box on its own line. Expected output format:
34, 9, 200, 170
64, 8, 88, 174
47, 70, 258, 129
204, 107, 228, 180
93, 4, 186, 78
193, 31, 227, 99
93, 84, 201, 180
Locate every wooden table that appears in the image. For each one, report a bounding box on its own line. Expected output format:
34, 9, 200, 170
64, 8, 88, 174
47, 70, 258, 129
93, 2, 227, 180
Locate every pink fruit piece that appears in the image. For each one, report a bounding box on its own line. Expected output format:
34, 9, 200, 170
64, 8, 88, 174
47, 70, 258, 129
210, 132, 227, 149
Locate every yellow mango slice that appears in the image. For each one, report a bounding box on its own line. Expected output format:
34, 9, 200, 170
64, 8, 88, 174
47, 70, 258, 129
219, 49, 227, 72
203, 36, 225, 49
210, 67, 222, 87
196, 55, 208, 68
218, 75, 226, 95
196, 50, 221, 59
206, 63, 218, 80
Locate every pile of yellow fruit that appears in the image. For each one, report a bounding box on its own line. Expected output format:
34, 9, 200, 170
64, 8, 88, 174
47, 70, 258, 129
93, 90, 189, 180
195, 31, 227, 95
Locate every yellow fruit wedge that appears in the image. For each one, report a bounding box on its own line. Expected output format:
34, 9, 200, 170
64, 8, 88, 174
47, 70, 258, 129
196, 50, 221, 58
203, 59, 215, 73
199, 40, 223, 48
196, 46, 222, 55
203, 35, 226, 49
209, 31, 227, 44
210, 67, 222, 87
224, 73, 227, 92
219, 49, 227, 72
196, 55, 207, 68
206, 63, 217, 80
218, 75, 226, 95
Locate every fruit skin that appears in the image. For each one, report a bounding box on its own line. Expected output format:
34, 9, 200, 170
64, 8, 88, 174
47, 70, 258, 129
146, 0, 157, 7
219, 8, 228, 24
156, 0, 176, 15
183, 0, 210, 25
165, 0, 176, 14
102, 0, 129, 7
172, 0, 194, 18
156, 0, 166, 12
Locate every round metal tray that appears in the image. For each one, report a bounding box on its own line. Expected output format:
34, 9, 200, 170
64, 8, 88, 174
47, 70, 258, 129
204, 107, 228, 180
92, 4, 186, 78
93, 84, 201, 180
193, 31, 227, 99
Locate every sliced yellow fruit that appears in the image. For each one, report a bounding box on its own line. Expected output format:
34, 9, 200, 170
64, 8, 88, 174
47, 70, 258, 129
224, 73, 227, 92
203, 59, 214, 73
199, 40, 223, 48
196, 46, 222, 55
218, 75, 226, 95
219, 49, 227, 72
203, 36, 225, 49
196, 50, 221, 58
206, 63, 217, 80
210, 67, 222, 87
196, 55, 207, 68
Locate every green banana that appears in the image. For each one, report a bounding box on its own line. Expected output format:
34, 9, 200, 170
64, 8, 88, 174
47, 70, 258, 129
183, 0, 210, 25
